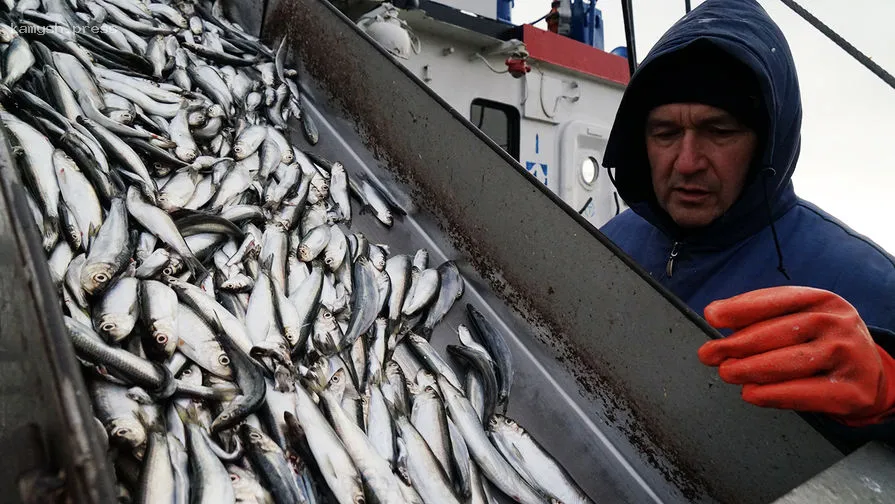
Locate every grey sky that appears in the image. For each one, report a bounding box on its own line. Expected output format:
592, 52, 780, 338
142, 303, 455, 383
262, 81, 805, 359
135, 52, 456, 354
512, 1, 895, 253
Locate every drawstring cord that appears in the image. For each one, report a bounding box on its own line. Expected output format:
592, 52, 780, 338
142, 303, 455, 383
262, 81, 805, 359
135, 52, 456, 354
762, 167, 791, 280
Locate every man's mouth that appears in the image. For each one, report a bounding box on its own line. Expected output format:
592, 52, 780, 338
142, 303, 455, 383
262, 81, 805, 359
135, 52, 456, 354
673, 187, 711, 202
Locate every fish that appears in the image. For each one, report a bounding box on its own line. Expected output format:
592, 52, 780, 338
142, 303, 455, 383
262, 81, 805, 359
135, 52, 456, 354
466, 304, 514, 413
489, 415, 594, 504
80, 198, 133, 295
385, 384, 461, 504
184, 419, 237, 504
126, 186, 206, 280
93, 276, 140, 342
437, 377, 546, 504
291, 363, 366, 504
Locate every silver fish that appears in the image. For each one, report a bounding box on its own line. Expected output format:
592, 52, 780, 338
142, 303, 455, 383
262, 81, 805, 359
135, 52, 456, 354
185, 421, 236, 504
140, 280, 179, 357
2, 112, 60, 249
3, 35, 35, 86
176, 304, 233, 379
330, 162, 351, 225
135, 432, 177, 504
81, 198, 131, 295
298, 225, 331, 262
489, 415, 594, 504
53, 149, 102, 250
314, 368, 418, 504
410, 384, 454, 484
126, 186, 205, 278
48, 240, 74, 290
88, 377, 146, 454
402, 268, 440, 318
93, 276, 140, 342
292, 362, 366, 504
170, 108, 199, 162
438, 377, 545, 504
387, 391, 461, 504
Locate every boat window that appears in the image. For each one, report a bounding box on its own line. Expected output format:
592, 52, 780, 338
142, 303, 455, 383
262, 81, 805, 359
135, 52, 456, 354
470, 99, 520, 160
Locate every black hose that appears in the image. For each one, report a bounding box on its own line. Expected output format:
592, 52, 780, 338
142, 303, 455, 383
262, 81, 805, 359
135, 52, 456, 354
578, 197, 593, 215
779, 0, 895, 91
620, 0, 637, 76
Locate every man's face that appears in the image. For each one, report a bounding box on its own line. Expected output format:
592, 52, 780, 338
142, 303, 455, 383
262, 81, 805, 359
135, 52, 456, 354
646, 103, 758, 228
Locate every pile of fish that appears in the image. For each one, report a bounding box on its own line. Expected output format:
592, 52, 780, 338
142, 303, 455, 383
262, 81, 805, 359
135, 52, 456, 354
0, 0, 594, 502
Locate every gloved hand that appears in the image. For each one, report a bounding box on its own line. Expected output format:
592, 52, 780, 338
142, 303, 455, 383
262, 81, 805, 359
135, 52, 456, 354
697, 286, 895, 427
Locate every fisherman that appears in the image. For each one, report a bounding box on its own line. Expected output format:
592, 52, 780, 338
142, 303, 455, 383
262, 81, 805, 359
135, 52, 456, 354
600, 0, 895, 446
546, 1, 561, 34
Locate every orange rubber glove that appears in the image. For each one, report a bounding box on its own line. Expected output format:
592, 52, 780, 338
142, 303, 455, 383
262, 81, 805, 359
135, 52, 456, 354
698, 286, 895, 427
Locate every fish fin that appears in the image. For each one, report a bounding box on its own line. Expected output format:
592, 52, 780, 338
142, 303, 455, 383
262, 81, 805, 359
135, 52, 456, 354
250, 341, 291, 370
41, 216, 59, 251
409, 322, 433, 342
183, 254, 210, 284
395, 437, 412, 486
168, 207, 203, 222
210, 384, 239, 402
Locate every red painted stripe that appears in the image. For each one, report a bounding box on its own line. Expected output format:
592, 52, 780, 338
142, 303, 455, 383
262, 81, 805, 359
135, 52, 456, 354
522, 24, 630, 86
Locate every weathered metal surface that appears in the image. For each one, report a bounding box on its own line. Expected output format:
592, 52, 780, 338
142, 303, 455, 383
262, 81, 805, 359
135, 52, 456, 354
0, 123, 116, 503
251, 1, 849, 502
773, 442, 895, 504
220, 0, 267, 36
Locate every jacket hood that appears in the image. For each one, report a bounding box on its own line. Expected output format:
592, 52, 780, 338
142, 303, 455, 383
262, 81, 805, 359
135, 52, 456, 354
603, 0, 801, 247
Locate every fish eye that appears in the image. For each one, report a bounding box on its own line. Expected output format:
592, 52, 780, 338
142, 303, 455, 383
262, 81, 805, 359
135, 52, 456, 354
95, 273, 108, 282
219, 413, 230, 420
331, 374, 340, 383
115, 428, 129, 436
219, 355, 230, 366
156, 334, 168, 345
183, 368, 192, 375
101, 323, 115, 332
229, 474, 239, 482
250, 432, 262, 440
323, 311, 332, 320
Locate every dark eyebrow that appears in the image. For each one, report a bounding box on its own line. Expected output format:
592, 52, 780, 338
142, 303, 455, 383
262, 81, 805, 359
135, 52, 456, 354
646, 114, 745, 132
645, 118, 681, 131
695, 115, 744, 128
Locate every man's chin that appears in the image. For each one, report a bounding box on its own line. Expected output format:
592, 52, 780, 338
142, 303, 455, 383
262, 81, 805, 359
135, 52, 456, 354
668, 208, 718, 229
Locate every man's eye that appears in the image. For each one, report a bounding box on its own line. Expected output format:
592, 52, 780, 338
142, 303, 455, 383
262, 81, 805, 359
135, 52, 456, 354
710, 127, 740, 136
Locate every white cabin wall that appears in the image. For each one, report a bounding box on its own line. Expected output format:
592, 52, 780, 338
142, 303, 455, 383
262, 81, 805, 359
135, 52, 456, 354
403, 29, 628, 227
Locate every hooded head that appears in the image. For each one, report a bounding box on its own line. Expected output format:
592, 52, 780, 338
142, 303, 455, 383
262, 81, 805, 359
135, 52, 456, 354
603, 0, 801, 247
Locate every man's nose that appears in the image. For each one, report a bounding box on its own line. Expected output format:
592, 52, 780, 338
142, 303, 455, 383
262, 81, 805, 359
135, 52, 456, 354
673, 130, 707, 174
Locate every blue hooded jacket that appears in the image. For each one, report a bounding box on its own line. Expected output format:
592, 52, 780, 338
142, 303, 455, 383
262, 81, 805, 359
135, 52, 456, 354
599, 0, 895, 446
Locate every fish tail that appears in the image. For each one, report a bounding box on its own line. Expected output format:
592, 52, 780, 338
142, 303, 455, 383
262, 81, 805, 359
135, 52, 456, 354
41, 216, 59, 251
184, 254, 209, 283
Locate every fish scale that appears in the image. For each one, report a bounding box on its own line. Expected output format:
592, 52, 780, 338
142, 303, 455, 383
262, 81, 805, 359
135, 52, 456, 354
2, 1, 589, 502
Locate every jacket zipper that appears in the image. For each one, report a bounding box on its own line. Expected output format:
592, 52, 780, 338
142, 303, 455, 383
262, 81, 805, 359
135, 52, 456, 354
666, 241, 682, 278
